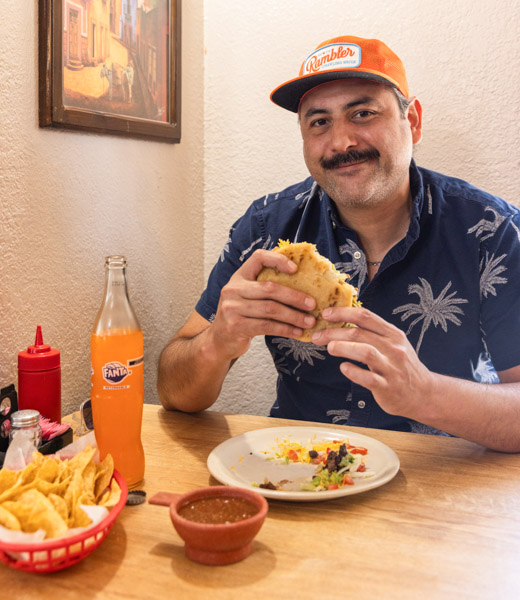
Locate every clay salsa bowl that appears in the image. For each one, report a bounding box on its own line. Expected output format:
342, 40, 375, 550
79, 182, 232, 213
149, 486, 268, 566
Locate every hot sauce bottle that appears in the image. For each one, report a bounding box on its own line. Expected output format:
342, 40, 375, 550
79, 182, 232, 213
17, 325, 61, 424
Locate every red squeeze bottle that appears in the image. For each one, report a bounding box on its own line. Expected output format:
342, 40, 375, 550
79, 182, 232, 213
18, 325, 61, 424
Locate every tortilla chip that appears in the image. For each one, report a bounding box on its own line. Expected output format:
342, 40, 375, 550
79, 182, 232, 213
18, 463, 40, 486
64, 470, 83, 524
0, 469, 18, 494
0, 482, 31, 504
36, 457, 60, 483
71, 505, 92, 528
82, 461, 97, 496
4, 489, 68, 539
94, 454, 114, 501
99, 478, 121, 508
0, 504, 21, 531
67, 446, 96, 475
48, 493, 68, 522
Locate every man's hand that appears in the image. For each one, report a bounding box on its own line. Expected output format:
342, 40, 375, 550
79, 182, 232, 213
311, 306, 433, 420
210, 249, 316, 361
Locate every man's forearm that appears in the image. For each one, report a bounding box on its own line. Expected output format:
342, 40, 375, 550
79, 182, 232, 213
418, 374, 520, 453
157, 327, 233, 413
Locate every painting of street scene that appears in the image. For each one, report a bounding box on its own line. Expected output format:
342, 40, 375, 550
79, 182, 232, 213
62, 0, 171, 122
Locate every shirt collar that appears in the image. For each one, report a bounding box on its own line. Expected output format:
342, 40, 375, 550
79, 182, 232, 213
408, 158, 425, 243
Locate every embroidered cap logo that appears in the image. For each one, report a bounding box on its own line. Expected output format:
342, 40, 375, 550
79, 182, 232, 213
303, 43, 361, 75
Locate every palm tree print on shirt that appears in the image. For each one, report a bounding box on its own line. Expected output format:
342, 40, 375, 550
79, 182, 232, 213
471, 351, 499, 383
295, 182, 318, 208
273, 354, 291, 379
239, 234, 273, 262
480, 252, 507, 299
467, 206, 506, 242
219, 227, 235, 262
271, 338, 327, 381
326, 393, 353, 424
337, 239, 368, 287
392, 278, 469, 353
511, 220, 520, 242
326, 409, 352, 424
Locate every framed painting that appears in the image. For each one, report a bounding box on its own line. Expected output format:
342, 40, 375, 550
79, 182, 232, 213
39, 0, 181, 143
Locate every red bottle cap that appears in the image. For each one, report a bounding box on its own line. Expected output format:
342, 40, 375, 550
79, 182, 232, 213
18, 325, 61, 371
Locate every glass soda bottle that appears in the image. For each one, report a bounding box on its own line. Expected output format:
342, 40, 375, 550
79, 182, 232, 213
91, 255, 145, 488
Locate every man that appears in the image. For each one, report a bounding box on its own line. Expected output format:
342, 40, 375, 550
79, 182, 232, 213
158, 36, 520, 452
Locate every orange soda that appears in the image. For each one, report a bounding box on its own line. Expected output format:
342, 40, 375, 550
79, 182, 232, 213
90, 256, 145, 488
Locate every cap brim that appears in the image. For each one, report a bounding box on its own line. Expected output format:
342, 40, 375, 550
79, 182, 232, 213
270, 70, 398, 113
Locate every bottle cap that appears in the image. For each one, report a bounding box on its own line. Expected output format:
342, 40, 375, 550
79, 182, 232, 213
11, 409, 41, 428
18, 326, 61, 371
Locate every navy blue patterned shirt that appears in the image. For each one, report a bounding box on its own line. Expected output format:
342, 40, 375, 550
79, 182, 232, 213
196, 160, 520, 434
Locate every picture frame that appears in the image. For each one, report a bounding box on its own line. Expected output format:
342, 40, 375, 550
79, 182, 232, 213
39, 0, 181, 143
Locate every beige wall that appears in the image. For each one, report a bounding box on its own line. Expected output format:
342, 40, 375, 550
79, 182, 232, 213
0, 2, 204, 415
1, 1, 518, 419
203, 0, 520, 416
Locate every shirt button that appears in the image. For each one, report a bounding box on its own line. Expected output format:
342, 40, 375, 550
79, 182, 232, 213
353, 251, 362, 259
357, 400, 366, 409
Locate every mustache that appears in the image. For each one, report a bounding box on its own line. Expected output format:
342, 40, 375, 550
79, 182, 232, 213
321, 149, 380, 170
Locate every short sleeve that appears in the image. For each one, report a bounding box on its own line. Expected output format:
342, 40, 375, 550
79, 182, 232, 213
195, 203, 268, 321
480, 210, 520, 371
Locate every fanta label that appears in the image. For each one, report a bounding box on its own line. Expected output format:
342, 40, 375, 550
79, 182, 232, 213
102, 361, 131, 384
303, 43, 361, 75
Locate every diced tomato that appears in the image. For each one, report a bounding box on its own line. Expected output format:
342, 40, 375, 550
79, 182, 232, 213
327, 484, 339, 490
350, 447, 368, 455
326, 447, 331, 454
312, 457, 322, 464
287, 449, 299, 462
342, 474, 354, 485
357, 463, 366, 472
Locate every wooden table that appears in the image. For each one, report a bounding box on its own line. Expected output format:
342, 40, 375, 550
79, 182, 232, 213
1, 404, 520, 599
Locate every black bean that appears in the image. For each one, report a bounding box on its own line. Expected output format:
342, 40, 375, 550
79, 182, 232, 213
326, 450, 338, 472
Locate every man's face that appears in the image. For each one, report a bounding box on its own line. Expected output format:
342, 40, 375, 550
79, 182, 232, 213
299, 79, 422, 213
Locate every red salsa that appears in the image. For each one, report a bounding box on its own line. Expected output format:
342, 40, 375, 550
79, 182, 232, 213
178, 496, 259, 524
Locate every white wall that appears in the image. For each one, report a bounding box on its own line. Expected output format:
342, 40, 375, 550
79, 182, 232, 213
0, 1, 205, 415
203, 0, 520, 416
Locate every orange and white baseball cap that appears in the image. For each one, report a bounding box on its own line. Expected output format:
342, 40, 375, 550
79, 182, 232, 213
270, 36, 409, 113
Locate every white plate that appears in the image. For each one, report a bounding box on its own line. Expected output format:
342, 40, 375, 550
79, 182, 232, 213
207, 426, 400, 502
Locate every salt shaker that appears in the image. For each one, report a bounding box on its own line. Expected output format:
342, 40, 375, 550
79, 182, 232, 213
9, 409, 43, 448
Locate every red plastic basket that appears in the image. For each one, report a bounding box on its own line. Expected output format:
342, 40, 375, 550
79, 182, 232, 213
0, 470, 128, 573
